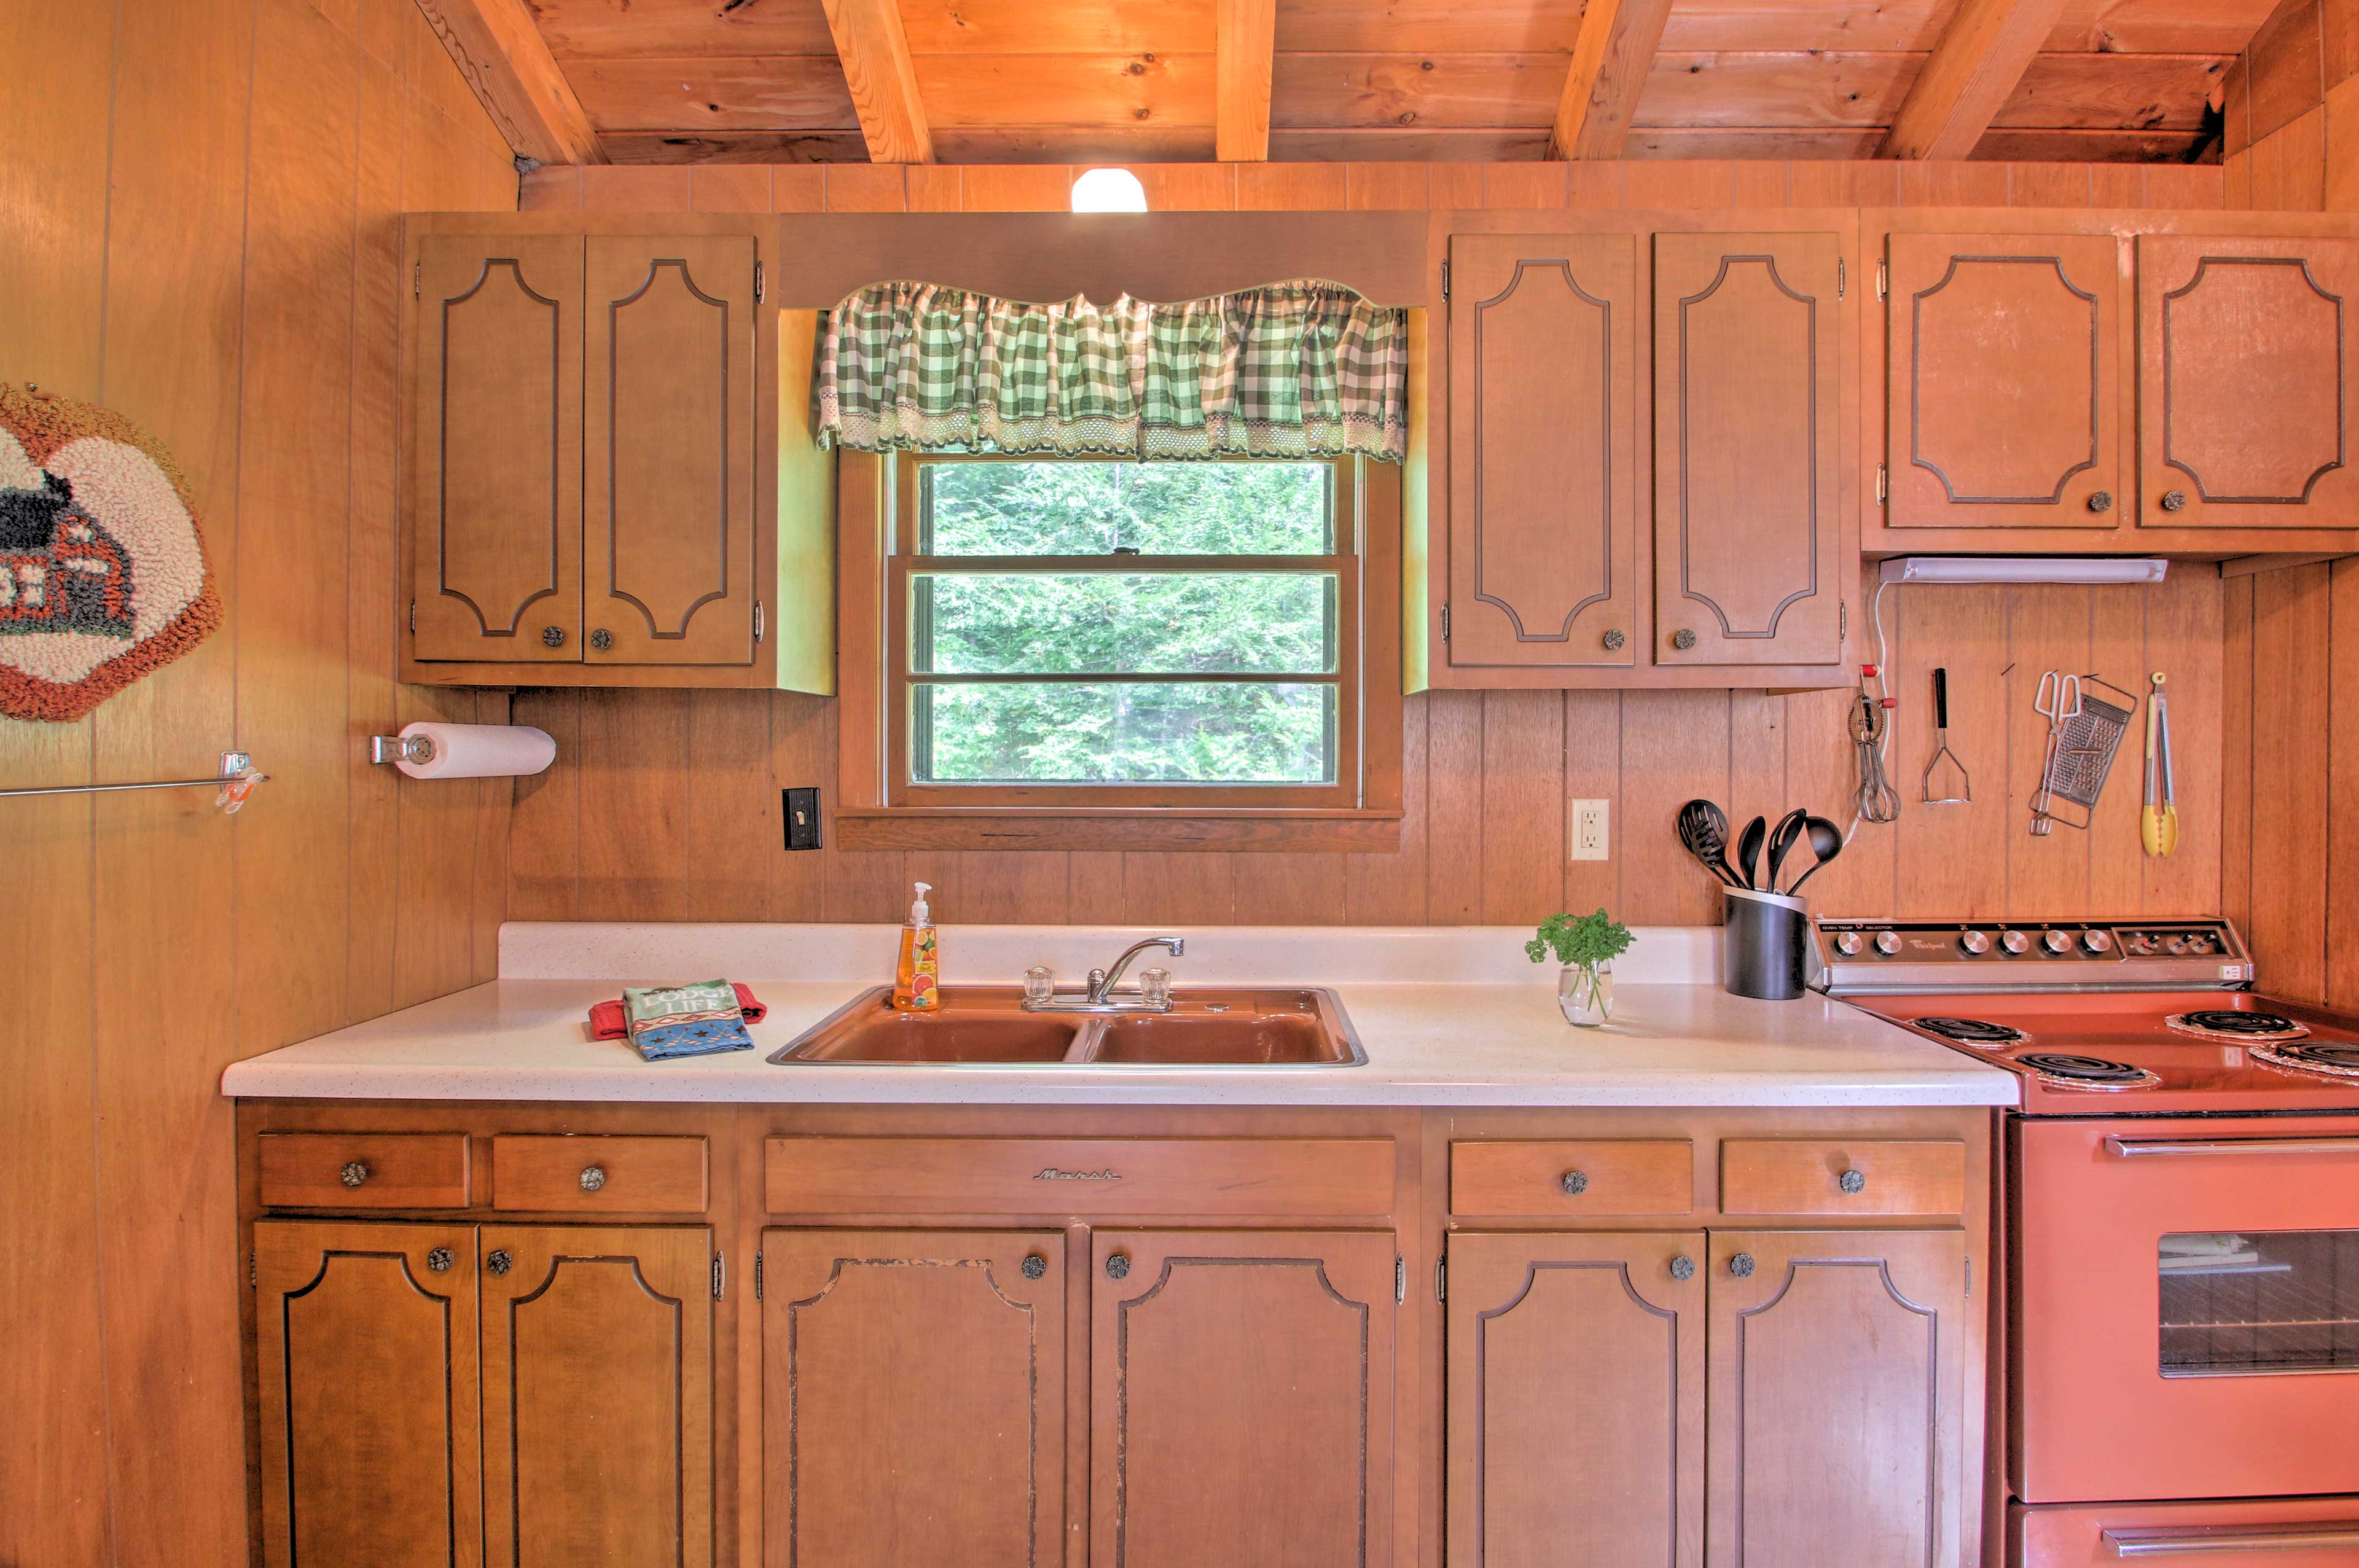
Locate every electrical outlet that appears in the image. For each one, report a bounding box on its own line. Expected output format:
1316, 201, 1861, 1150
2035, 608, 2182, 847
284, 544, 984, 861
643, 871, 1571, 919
783, 787, 822, 851
1570, 798, 1609, 862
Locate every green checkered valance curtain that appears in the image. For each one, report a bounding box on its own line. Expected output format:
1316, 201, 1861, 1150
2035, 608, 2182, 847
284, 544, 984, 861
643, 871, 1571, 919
814, 280, 1410, 462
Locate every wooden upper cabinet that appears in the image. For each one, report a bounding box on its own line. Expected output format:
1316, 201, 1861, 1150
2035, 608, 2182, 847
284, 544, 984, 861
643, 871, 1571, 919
1447, 233, 1638, 668
1887, 234, 2121, 531
1707, 1229, 1967, 1568
1092, 1229, 1395, 1568
2138, 235, 2359, 529
253, 1220, 482, 1568
761, 1228, 1066, 1568
413, 234, 584, 661
1653, 233, 1843, 666
584, 237, 757, 665
1447, 1231, 1705, 1568
479, 1225, 713, 1568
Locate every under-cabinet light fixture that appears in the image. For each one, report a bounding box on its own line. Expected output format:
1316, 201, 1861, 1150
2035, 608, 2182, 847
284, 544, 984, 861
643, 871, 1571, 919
1070, 168, 1149, 213
1878, 556, 2169, 587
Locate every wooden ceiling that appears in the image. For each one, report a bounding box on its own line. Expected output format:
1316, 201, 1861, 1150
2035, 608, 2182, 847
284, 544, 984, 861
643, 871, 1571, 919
431, 0, 2271, 168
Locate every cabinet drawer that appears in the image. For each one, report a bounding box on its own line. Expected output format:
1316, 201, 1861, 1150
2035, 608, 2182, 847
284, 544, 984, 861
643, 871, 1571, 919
257, 1131, 471, 1209
491, 1135, 709, 1214
765, 1137, 1396, 1217
1719, 1139, 1965, 1217
1449, 1140, 1694, 1217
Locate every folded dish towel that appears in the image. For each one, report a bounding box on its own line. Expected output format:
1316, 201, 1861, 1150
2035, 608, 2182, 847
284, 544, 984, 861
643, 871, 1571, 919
589, 981, 766, 1042
611, 980, 760, 1061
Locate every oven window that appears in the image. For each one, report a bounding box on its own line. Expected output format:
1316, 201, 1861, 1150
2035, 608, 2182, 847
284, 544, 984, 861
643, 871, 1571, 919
2159, 1231, 2359, 1377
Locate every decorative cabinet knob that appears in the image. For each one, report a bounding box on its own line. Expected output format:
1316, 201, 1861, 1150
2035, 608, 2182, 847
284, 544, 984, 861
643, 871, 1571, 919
1021, 1253, 1048, 1281
1729, 1252, 1756, 1279
1105, 1254, 1132, 1281
426, 1247, 453, 1273
1669, 1255, 1696, 1282
339, 1161, 369, 1188
579, 1165, 606, 1192
2087, 491, 2113, 513
487, 1250, 514, 1276
541, 626, 566, 649
2161, 490, 2188, 513
589, 629, 613, 651
1560, 1170, 1589, 1196
1671, 628, 1698, 651
1602, 629, 1625, 652
1839, 1169, 1868, 1195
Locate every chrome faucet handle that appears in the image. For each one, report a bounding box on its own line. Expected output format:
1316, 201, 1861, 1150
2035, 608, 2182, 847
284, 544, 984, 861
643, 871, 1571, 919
1090, 936, 1186, 1003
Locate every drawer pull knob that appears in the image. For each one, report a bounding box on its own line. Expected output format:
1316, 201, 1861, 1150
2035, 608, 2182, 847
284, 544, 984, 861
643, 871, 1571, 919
579, 1165, 607, 1192
1839, 1169, 1867, 1195
1602, 629, 1625, 652
1671, 628, 1698, 651
1669, 1255, 1696, 1282
541, 625, 566, 648
589, 629, 612, 652
2087, 491, 2113, 513
1105, 1254, 1132, 1281
2161, 490, 2188, 513
426, 1247, 453, 1273
1559, 1169, 1589, 1196
339, 1161, 369, 1188
1729, 1252, 1756, 1279
1020, 1253, 1048, 1281
487, 1249, 513, 1276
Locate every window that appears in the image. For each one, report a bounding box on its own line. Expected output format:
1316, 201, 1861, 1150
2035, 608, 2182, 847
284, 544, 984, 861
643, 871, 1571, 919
897, 454, 1358, 805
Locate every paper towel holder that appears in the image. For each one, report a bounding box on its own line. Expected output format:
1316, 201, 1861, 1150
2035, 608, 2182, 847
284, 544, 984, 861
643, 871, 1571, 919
370, 734, 436, 766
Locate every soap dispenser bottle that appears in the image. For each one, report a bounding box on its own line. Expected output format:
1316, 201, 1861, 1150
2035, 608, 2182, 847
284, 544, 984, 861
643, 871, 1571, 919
892, 881, 940, 1012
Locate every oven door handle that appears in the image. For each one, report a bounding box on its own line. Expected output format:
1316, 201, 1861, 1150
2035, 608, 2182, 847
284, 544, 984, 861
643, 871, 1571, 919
2105, 1136, 2359, 1159
2103, 1523, 2359, 1555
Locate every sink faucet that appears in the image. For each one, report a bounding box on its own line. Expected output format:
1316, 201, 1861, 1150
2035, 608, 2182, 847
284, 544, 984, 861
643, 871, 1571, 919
1087, 936, 1184, 1005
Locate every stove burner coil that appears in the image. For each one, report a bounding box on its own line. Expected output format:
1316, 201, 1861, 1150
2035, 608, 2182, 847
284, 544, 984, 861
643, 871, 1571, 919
2165, 1010, 2310, 1043
1913, 1016, 2028, 1047
2249, 1041, 2359, 1080
2017, 1051, 2161, 1090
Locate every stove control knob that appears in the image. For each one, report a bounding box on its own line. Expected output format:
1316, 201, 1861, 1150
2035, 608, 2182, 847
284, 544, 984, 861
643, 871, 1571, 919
2042, 930, 2073, 956
2082, 930, 2114, 955
1834, 932, 1865, 957
2166, 935, 2189, 954
2000, 930, 2031, 955
1874, 931, 1903, 957
1959, 930, 1992, 956
2188, 935, 2216, 955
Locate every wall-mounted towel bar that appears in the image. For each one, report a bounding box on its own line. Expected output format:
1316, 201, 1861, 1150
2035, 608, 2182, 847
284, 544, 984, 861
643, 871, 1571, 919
0, 752, 268, 813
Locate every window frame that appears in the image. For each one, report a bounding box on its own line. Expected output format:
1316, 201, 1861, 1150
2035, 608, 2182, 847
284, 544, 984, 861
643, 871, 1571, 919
834, 450, 1405, 851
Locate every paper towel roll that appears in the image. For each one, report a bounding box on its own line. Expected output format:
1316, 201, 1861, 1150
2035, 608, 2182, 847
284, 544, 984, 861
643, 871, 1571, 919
393, 722, 557, 781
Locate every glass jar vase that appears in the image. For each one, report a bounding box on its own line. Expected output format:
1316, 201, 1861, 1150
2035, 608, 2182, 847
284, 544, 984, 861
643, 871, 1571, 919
1559, 960, 1614, 1028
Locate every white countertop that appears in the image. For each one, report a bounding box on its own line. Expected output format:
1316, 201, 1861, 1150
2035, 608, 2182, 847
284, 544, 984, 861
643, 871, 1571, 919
219, 924, 2016, 1109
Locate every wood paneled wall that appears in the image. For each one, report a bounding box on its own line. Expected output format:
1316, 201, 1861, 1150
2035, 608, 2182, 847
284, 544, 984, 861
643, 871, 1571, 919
2221, 0, 2359, 209
0, 1, 514, 1562
506, 157, 2226, 934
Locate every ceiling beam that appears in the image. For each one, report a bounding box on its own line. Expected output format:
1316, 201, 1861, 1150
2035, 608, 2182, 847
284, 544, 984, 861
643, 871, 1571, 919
1216, 0, 1278, 161
412, 0, 605, 165
818, 0, 935, 163
1882, 0, 2070, 160
1547, 0, 1675, 160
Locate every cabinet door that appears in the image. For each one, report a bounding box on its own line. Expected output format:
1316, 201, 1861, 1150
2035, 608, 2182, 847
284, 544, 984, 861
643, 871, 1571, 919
1707, 1230, 1967, 1568
479, 1225, 713, 1568
1093, 1229, 1395, 1568
584, 236, 757, 665
1447, 1231, 1705, 1568
2137, 235, 2359, 529
1447, 233, 1638, 668
1887, 234, 2121, 529
413, 233, 584, 661
254, 1219, 482, 1568
1653, 233, 1843, 666
760, 1229, 1066, 1568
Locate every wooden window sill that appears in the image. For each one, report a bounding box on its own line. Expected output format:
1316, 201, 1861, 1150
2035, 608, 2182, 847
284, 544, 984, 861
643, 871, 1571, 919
832, 808, 1403, 853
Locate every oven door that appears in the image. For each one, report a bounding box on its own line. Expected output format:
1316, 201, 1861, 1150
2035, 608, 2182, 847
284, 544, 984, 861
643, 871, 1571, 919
2014, 1114, 2359, 1504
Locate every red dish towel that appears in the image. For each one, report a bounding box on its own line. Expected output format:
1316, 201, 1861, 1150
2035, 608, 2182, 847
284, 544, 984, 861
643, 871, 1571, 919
589, 983, 767, 1040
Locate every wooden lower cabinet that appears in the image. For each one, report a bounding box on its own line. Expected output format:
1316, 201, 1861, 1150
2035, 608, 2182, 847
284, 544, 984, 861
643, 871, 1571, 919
1093, 1229, 1396, 1568
1447, 1230, 1707, 1568
253, 1219, 713, 1568
1447, 1227, 1968, 1568
759, 1229, 1065, 1568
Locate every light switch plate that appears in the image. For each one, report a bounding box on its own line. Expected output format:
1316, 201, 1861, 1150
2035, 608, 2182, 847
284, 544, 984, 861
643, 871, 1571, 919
783, 787, 822, 851
1570, 798, 1608, 862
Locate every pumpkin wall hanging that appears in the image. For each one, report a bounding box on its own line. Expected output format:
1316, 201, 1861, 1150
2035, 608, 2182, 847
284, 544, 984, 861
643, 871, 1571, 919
0, 384, 222, 723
